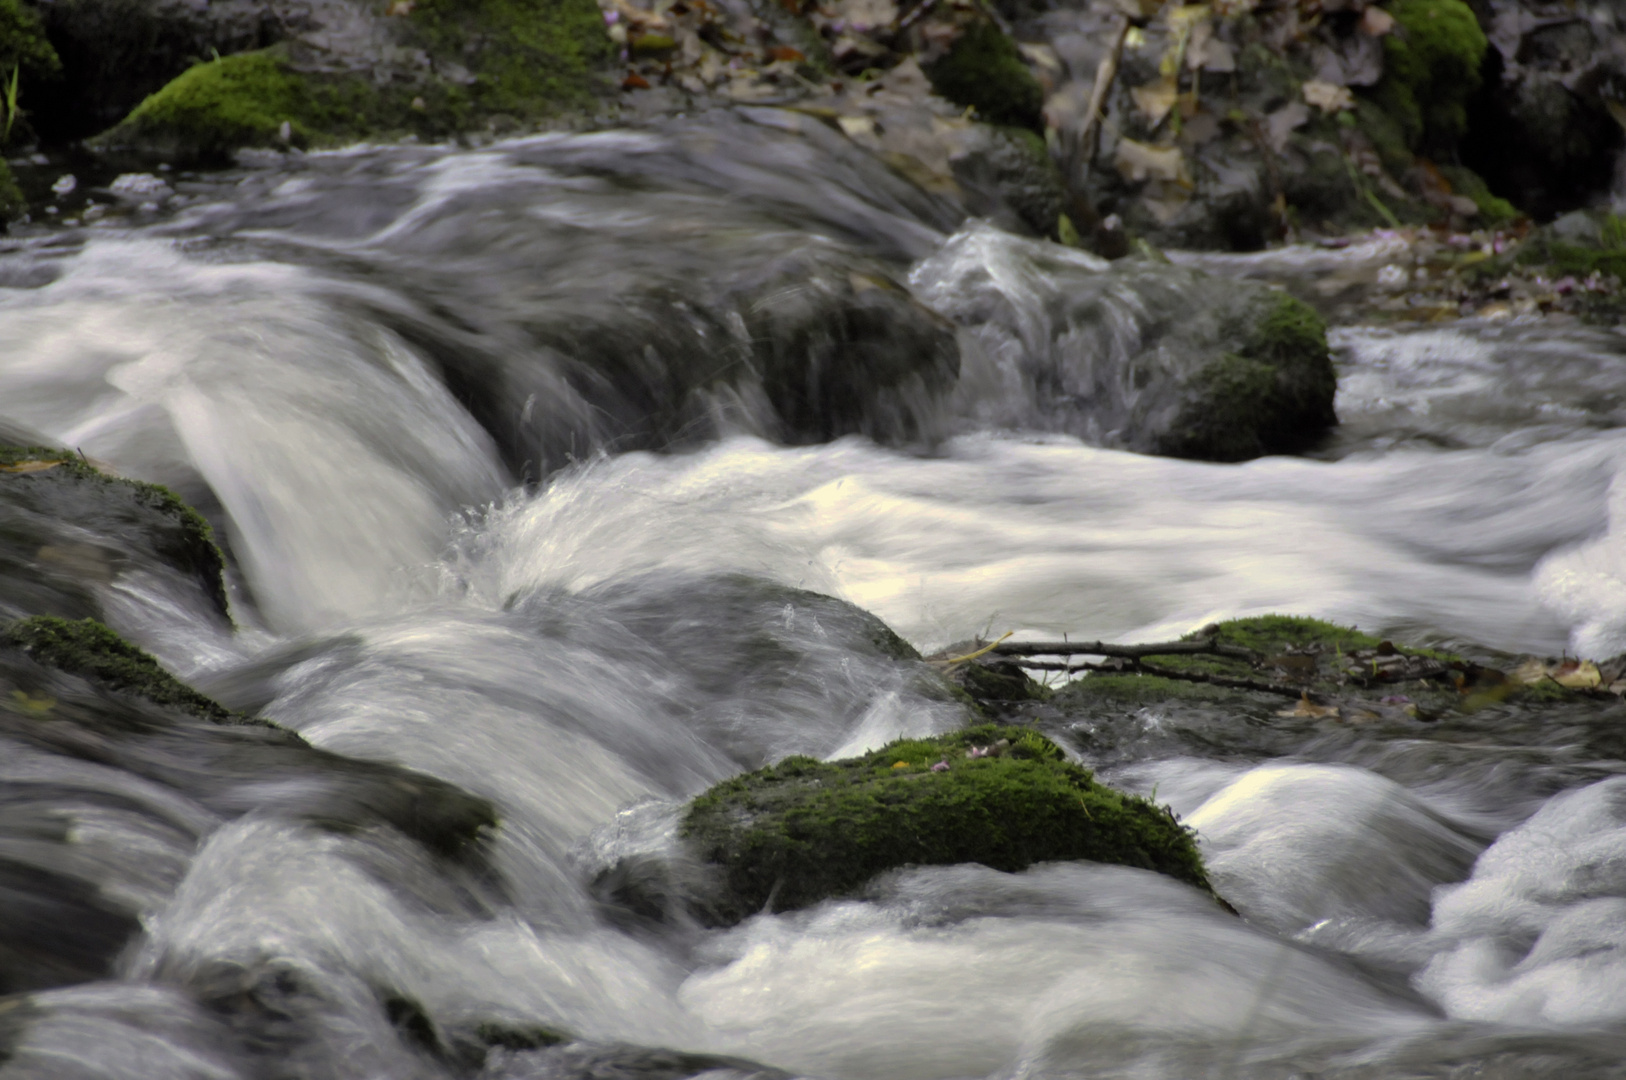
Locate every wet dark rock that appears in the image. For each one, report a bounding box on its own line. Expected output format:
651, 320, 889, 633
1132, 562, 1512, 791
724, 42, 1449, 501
1462, 2, 1626, 221
0, 618, 498, 994
0, 445, 229, 625
914, 227, 1337, 461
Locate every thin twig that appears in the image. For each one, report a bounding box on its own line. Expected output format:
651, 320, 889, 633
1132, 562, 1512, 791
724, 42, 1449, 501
1072, 14, 1130, 183
992, 637, 1259, 662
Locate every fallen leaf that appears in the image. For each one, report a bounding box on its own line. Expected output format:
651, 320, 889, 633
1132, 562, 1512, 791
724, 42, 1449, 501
1554, 659, 1603, 689
622, 72, 651, 89
1114, 138, 1189, 184
1303, 79, 1354, 113
1131, 78, 1179, 127
1277, 693, 1340, 720
385, 0, 414, 14
0, 460, 64, 473
767, 45, 805, 63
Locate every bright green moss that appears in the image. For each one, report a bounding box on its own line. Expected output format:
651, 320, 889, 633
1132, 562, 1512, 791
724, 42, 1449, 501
682, 725, 1212, 925
1373, 0, 1487, 152
408, 0, 615, 116
99, 49, 317, 158
1192, 614, 1382, 656
98, 0, 612, 158
924, 19, 1044, 132
2, 616, 235, 722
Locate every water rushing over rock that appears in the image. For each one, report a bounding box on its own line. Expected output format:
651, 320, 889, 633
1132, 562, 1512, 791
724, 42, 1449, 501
4, 115, 1626, 1079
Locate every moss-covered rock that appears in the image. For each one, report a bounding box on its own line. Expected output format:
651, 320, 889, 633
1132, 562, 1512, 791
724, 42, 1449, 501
0, 445, 228, 623
1159, 290, 1334, 461
923, 18, 1043, 133
92, 0, 613, 159
2, 615, 232, 722
681, 724, 1213, 925
1371, 0, 1487, 155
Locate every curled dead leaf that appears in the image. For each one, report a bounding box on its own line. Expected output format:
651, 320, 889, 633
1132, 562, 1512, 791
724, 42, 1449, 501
1302, 79, 1354, 113
1131, 79, 1179, 127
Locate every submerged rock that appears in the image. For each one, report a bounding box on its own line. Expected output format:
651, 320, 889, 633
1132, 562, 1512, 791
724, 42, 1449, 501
680, 724, 1213, 926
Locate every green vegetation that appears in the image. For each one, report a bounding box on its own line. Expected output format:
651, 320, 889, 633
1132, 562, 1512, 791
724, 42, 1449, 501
1057, 672, 1238, 705
1371, 0, 1487, 153
97, 0, 612, 159
2, 615, 235, 722
1163, 291, 1333, 461
407, 0, 615, 116
1437, 165, 1518, 226
0, 0, 59, 87
682, 724, 1212, 925
924, 19, 1043, 132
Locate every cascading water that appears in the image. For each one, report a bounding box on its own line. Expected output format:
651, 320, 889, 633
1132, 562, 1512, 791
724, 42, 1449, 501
4, 111, 1626, 1079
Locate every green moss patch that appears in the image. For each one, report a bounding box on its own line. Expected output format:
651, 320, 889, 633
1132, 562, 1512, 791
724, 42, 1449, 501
2, 615, 234, 722
1437, 165, 1517, 226
924, 19, 1043, 132
1162, 291, 1334, 461
1372, 0, 1487, 153
97, 0, 613, 159
407, 0, 614, 117
0, 0, 60, 83
681, 725, 1212, 925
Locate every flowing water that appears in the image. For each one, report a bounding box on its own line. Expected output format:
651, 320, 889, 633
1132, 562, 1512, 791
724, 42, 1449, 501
4, 110, 1626, 1078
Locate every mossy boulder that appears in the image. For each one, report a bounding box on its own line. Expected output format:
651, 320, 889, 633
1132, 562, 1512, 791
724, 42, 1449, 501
1158, 290, 1335, 462
0, 445, 228, 624
924, 18, 1043, 133
90, 0, 614, 159
912, 226, 1337, 461
1371, 0, 1486, 154
680, 724, 1213, 925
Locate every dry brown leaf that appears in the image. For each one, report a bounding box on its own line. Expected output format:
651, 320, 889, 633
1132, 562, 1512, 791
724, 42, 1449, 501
1277, 693, 1340, 720
0, 460, 64, 474
1131, 79, 1179, 127
1553, 659, 1603, 689
1114, 138, 1188, 184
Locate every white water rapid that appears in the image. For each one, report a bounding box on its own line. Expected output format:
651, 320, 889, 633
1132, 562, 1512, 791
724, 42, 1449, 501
3, 118, 1626, 1080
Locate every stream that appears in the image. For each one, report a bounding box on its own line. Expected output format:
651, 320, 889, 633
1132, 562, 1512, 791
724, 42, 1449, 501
3, 111, 1626, 1079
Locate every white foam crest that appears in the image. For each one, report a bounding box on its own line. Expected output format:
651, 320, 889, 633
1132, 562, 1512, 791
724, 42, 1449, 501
133, 818, 698, 1049
0, 238, 508, 633
1535, 461, 1626, 656
1417, 776, 1626, 1027
680, 864, 1432, 1080
460, 432, 1598, 654
1185, 763, 1482, 934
